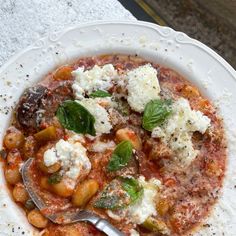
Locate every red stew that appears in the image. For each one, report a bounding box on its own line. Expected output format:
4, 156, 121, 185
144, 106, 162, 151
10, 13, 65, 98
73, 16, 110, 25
1, 55, 226, 236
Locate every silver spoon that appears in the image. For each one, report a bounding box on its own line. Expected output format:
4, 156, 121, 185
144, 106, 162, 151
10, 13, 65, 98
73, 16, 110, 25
21, 158, 124, 236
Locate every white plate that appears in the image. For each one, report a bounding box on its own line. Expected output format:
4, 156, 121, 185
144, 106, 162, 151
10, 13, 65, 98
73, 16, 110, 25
0, 21, 235, 236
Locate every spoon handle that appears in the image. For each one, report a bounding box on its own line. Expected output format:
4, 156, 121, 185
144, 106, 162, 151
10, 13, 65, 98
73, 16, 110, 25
95, 218, 124, 236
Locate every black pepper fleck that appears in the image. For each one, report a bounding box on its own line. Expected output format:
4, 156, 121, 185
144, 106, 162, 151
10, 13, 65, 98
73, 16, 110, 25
67, 1, 72, 7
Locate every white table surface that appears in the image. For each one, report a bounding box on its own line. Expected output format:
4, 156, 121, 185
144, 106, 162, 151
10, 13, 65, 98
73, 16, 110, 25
0, 0, 135, 67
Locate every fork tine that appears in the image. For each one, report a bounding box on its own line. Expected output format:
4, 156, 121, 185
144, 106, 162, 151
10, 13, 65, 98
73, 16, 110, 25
21, 158, 46, 210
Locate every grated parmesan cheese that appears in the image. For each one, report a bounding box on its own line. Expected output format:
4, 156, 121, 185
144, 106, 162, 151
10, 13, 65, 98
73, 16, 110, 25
72, 64, 118, 99
126, 64, 160, 112
152, 98, 211, 166
78, 98, 112, 135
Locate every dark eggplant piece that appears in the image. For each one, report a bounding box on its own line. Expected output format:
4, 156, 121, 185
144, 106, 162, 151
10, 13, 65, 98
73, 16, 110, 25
16, 86, 48, 132
16, 81, 73, 134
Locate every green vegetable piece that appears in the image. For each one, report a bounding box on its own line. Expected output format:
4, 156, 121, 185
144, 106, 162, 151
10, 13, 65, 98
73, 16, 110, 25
121, 177, 144, 204
56, 100, 96, 136
142, 217, 170, 234
142, 99, 172, 131
89, 90, 111, 98
94, 177, 143, 210
107, 140, 133, 172
48, 172, 62, 185
25, 199, 35, 210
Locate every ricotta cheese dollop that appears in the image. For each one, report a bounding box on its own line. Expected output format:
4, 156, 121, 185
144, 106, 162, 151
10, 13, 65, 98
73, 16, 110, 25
43, 139, 91, 180
127, 176, 161, 224
126, 64, 161, 113
72, 64, 118, 99
107, 176, 161, 225
152, 98, 211, 166
78, 98, 112, 135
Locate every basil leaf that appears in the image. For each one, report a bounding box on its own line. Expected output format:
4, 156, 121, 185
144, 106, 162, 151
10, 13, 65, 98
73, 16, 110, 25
94, 177, 143, 210
89, 90, 111, 98
142, 99, 172, 131
56, 100, 96, 136
94, 179, 129, 210
48, 172, 62, 185
107, 141, 132, 172
121, 177, 144, 204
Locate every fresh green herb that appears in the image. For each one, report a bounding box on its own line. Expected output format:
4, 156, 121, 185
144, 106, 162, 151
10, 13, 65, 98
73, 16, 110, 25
89, 90, 111, 98
24, 199, 35, 210
94, 179, 128, 210
142, 99, 172, 131
94, 177, 143, 210
48, 172, 62, 185
120, 177, 144, 204
56, 100, 96, 136
107, 141, 132, 172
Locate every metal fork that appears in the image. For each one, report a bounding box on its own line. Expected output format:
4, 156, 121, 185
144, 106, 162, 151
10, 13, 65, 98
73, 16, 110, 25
21, 158, 124, 236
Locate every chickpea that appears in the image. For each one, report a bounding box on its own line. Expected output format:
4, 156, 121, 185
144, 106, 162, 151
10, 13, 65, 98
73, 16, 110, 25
7, 149, 22, 166
182, 85, 200, 99
5, 167, 21, 185
23, 136, 37, 160
157, 198, 170, 216
62, 226, 82, 236
206, 161, 222, 177
72, 179, 99, 207
38, 161, 61, 174
36, 144, 61, 174
41, 176, 74, 198
116, 128, 142, 150
27, 209, 48, 228
51, 177, 74, 197
40, 177, 50, 190
53, 66, 73, 81
13, 183, 29, 203
4, 128, 24, 150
